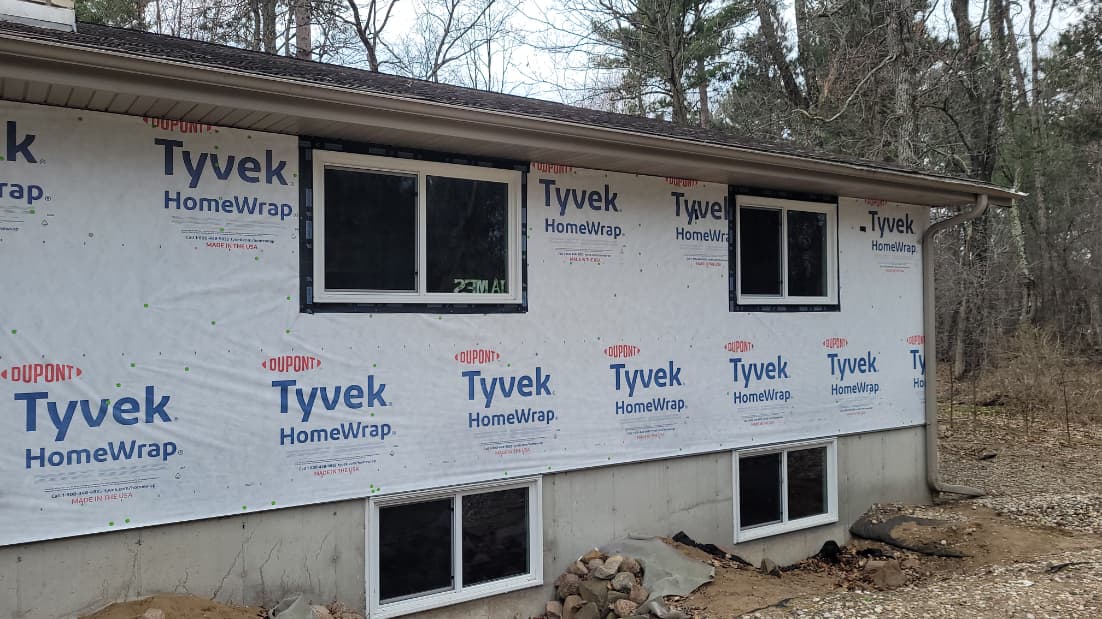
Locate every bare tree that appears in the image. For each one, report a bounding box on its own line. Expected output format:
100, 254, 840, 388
342, 0, 402, 71
387, 0, 504, 83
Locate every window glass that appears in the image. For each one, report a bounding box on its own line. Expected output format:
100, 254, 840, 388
787, 210, 828, 297
462, 487, 529, 586
739, 208, 782, 295
787, 446, 827, 520
738, 452, 782, 528
379, 498, 453, 601
426, 176, 509, 294
323, 168, 416, 291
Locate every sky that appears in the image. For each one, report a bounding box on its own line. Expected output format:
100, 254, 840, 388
377, 0, 1085, 105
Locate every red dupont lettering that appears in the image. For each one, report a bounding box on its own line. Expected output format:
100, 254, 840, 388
823, 337, 849, 349
665, 177, 700, 187
262, 355, 322, 373
455, 349, 501, 364
907, 335, 925, 345
604, 344, 641, 359
532, 162, 574, 174
142, 117, 216, 134
1, 363, 81, 384
725, 340, 754, 353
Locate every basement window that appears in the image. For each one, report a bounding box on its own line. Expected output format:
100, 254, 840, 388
367, 478, 542, 617
311, 150, 524, 307
733, 439, 838, 542
732, 196, 838, 309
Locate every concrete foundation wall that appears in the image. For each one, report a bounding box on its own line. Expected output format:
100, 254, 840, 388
0, 426, 928, 619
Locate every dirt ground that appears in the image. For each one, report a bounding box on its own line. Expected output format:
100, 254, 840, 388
666, 407, 1102, 619
82, 594, 261, 619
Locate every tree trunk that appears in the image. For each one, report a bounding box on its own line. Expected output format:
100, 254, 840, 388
754, 0, 806, 109
888, 0, 917, 165
697, 58, 710, 128
295, 0, 311, 59
261, 0, 278, 54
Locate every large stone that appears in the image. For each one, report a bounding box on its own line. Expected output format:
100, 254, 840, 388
607, 590, 628, 606
628, 583, 649, 605
603, 555, 625, 573
567, 560, 589, 576
581, 548, 604, 562
546, 600, 563, 619
557, 572, 582, 598
574, 602, 601, 619
587, 558, 605, 572
612, 599, 639, 618
618, 556, 641, 575
592, 565, 617, 579
865, 559, 907, 589
592, 557, 622, 580
579, 579, 609, 609
760, 557, 782, 577
562, 595, 584, 619
611, 571, 636, 593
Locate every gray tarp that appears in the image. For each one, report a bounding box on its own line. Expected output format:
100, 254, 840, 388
601, 537, 715, 619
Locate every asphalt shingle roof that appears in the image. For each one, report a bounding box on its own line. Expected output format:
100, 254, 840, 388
0, 19, 1006, 192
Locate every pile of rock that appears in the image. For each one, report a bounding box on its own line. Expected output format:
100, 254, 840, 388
544, 549, 655, 619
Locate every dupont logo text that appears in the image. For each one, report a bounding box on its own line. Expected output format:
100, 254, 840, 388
263, 355, 321, 373
532, 162, 574, 174
2, 363, 81, 384
907, 335, 925, 345
604, 344, 640, 359
725, 341, 754, 354
822, 337, 848, 349
455, 349, 501, 364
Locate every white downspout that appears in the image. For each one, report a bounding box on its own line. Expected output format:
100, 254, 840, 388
922, 194, 987, 497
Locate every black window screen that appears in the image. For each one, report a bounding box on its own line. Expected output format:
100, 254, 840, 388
738, 452, 782, 528
461, 487, 529, 586
739, 208, 782, 295
323, 168, 416, 291
378, 498, 453, 601
787, 210, 828, 297
787, 447, 827, 520
426, 176, 509, 294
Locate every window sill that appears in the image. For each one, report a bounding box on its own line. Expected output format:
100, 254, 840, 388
735, 512, 838, 543
730, 302, 840, 313
303, 300, 527, 314
370, 573, 542, 618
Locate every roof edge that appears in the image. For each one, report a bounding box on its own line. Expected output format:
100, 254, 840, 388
0, 28, 1023, 205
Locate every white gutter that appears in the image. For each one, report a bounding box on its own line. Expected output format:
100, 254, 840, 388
921, 194, 988, 497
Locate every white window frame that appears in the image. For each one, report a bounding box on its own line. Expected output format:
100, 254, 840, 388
734, 196, 838, 306
366, 477, 543, 618
313, 151, 524, 305
733, 438, 838, 543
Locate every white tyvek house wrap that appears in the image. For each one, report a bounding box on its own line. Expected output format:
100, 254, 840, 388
0, 101, 928, 546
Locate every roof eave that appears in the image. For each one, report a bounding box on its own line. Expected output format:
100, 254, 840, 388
0, 31, 1023, 206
